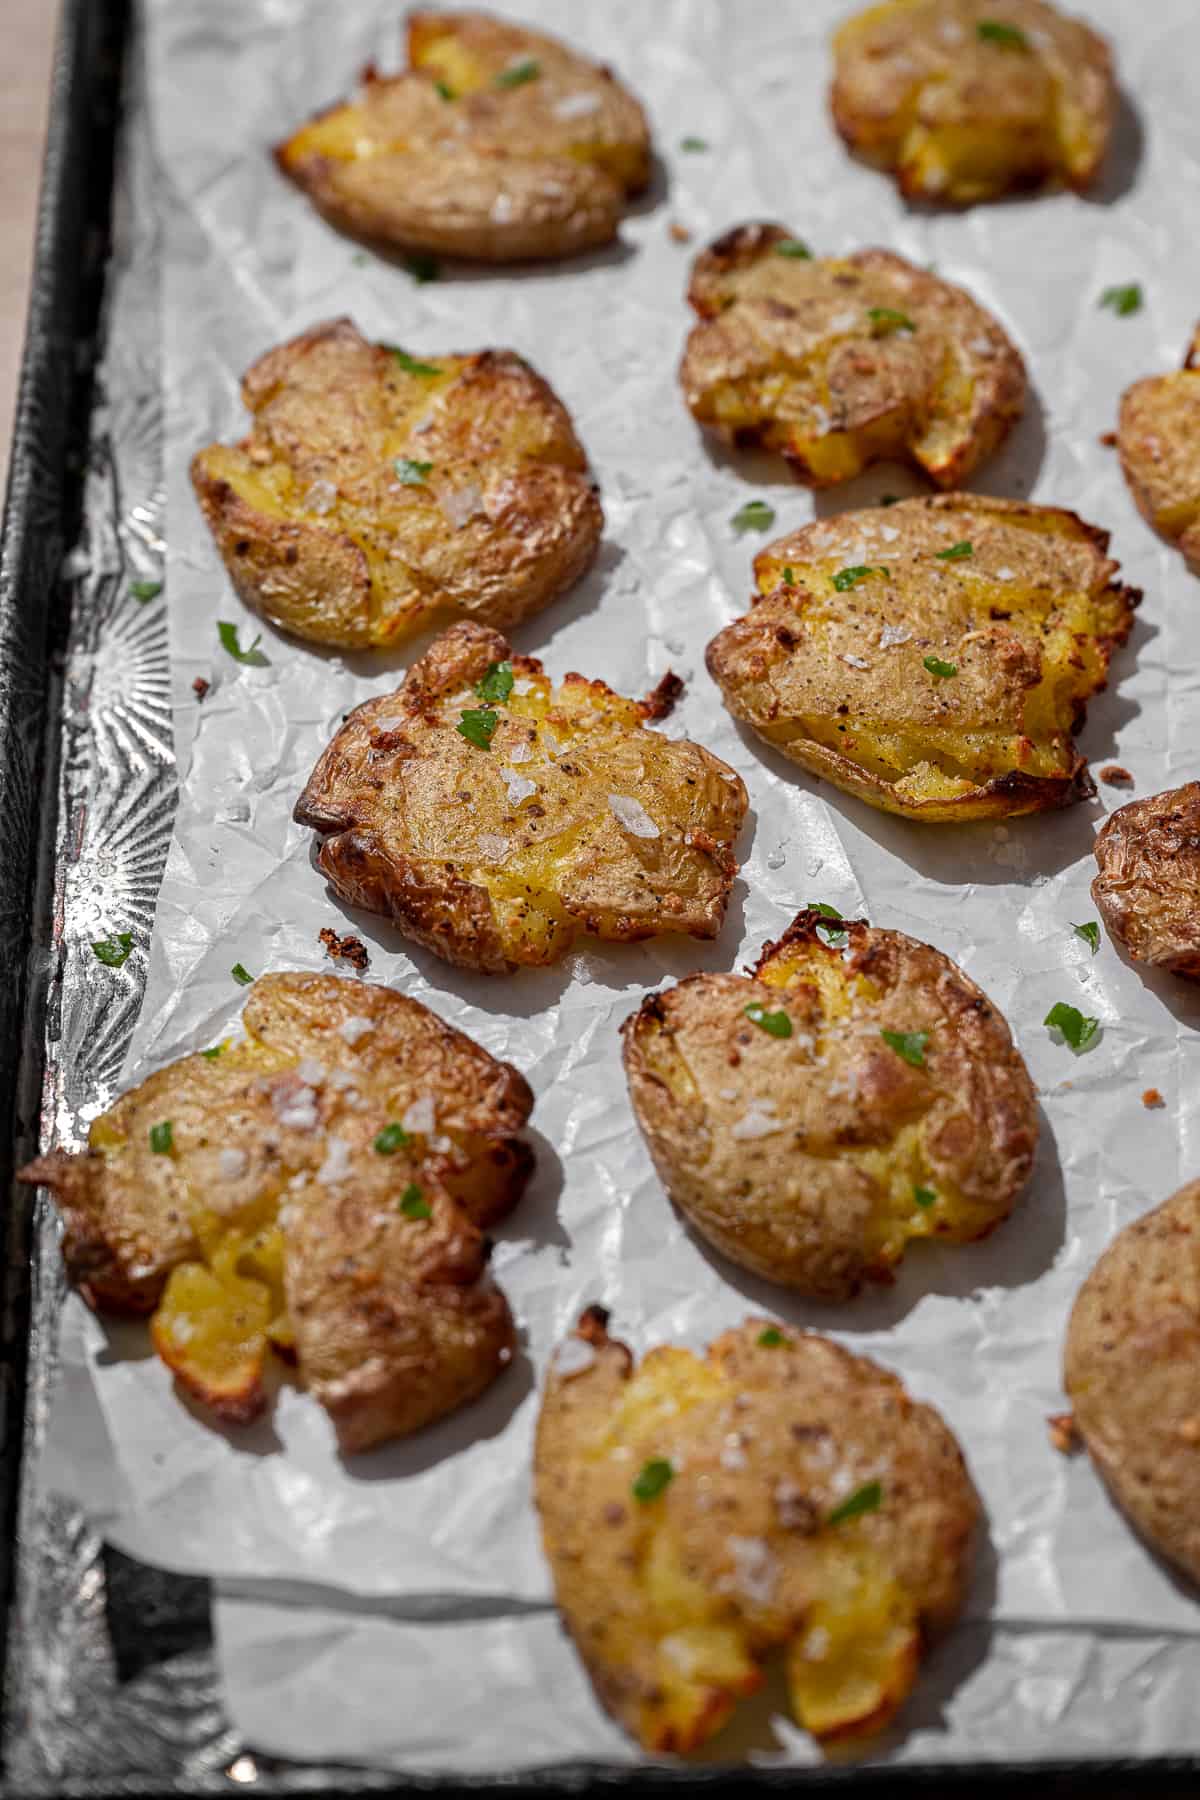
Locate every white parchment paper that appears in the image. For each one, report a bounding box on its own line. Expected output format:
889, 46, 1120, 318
41, 0, 1200, 1767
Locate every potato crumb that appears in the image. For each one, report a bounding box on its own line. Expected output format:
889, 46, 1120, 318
1047, 1412, 1080, 1455
1142, 1088, 1165, 1110
1099, 764, 1134, 786
669, 221, 692, 244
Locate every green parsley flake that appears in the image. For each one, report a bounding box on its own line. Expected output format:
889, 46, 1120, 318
680, 135, 708, 152
149, 1121, 174, 1155
782, 565, 796, 584
757, 1326, 787, 1347
218, 620, 267, 665
457, 708, 499, 750
832, 564, 887, 591
775, 237, 812, 260
924, 655, 959, 678
406, 253, 441, 284
880, 1028, 929, 1068
129, 579, 162, 602
351, 251, 369, 267
732, 499, 775, 534
399, 1183, 432, 1220
867, 306, 915, 334
632, 1458, 674, 1503
1073, 921, 1101, 955
201, 1046, 223, 1061
1044, 1002, 1100, 1053
913, 1185, 937, 1208
375, 1122, 412, 1155
495, 58, 540, 88
935, 541, 974, 561
434, 79, 455, 101
808, 901, 848, 947
92, 932, 133, 968
828, 1480, 883, 1526
977, 20, 1030, 49
231, 962, 254, 986
390, 348, 442, 377
475, 660, 515, 704
1100, 283, 1143, 318
744, 1003, 793, 1038
394, 457, 433, 485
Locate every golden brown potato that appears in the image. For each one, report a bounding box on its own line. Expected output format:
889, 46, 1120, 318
18, 972, 533, 1452
1117, 325, 1200, 573
294, 621, 748, 975
191, 318, 602, 651
535, 1307, 980, 1752
680, 227, 1025, 488
623, 909, 1037, 1299
1091, 782, 1200, 982
275, 11, 650, 263
831, 0, 1115, 206
1064, 1181, 1200, 1586
706, 494, 1138, 822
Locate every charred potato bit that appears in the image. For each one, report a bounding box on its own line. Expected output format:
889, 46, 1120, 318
707, 494, 1138, 821
294, 621, 748, 974
680, 227, 1025, 489
623, 910, 1037, 1298
276, 11, 650, 263
1065, 1181, 1200, 1585
191, 318, 602, 650
1092, 782, 1200, 982
19, 973, 533, 1452
831, 0, 1115, 206
1117, 325, 1200, 573
535, 1309, 979, 1751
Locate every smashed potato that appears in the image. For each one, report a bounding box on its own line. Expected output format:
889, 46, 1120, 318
1117, 325, 1200, 573
831, 0, 1115, 206
623, 909, 1036, 1298
1092, 782, 1200, 982
535, 1308, 979, 1751
276, 11, 650, 263
706, 494, 1138, 821
294, 621, 748, 974
191, 317, 602, 650
1064, 1181, 1200, 1586
18, 973, 533, 1452
680, 227, 1025, 488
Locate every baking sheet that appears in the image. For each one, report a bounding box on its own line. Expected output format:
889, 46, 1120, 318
35, 0, 1200, 1768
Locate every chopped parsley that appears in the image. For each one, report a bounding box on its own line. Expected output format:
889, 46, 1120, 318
217, 620, 267, 665
1073, 921, 1101, 955
456, 707, 500, 750
935, 541, 974, 561
808, 901, 848, 947
399, 1183, 432, 1219
374, 1123, 412, 1155
494, 57, 540, 88
201, 1046, 223, 1061
149, 1121, 174, 1155
475, 660, 515, 704
390, 348, 442, 378
832, 564, 887, 591
774, 237, 812, 260
913, 1185, 937, 1208
632, 1458, 674, 1503
1100, 283, 1143, 318
976, 20, 1030, 49
757, 1326, 787, 1347
880, 1028, 929, 1068
782, 565, 796, 584
394, 457, 433, 485
744, 1003, 792, 1038
828, 1480, 883, 1526
406, 253, 441, 284
680, 135, 708, 152
434, 79, 455, 101
1044, 1002, 1100, 1052
351, 251, 369, 267
924, 655, 958, 678
92, 932, 133, 968
867, 306, 915, 334
231, 962, 253, 986
732, 499, 776, 534
129, 579, 162, 602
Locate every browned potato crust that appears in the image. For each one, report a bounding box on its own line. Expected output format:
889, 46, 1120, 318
535, 1308, 979, 1751
294, 621, 748, 975
1117, 325, 1200, 573
706, 494, 1138, 821
1091, 782, 1200, 982
275, 12, 650, 263
18, 972, 534, 1452
1064, 1181, 1200, 1586
831, 0, 1115, 206
622, 909, 1037, 1299
680, 226, 1025, 488
191, 318, 602, 650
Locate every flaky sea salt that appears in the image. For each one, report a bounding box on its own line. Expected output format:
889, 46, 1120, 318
402, 1094, 436, 1136
218, 1147, 248, 1181
338, 1015, 374, 1046
502, 769, 537, 806
608, 794, 660, 838
731, 1098, 782, 1140
477, 832, 510, 861
317, 1136, 352, 1185
553, 91, 601, 120
554, 1338, 598, 1379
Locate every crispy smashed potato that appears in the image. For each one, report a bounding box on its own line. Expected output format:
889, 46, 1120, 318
623, 910, 1036, 1298
18, 973, 533, 1452
535, 1308, 979, 1751
1117, 325, 1200, 574
1092, 782, 1200, 982
276, 11, 650, 263
294, 621, 748, 974
706, 494, 1138, 821
831, 0, 1115, 206
680, 226, 1025, 488
191, 318, 602, 651
1065, 1180, 1200, 1586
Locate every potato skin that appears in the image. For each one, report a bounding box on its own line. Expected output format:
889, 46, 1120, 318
275, 12, 650, 263
1064, 1182, 1200, 1586
623, 910, 1037, 1298
294, 620, 748, 974
706, 493, 1138, 822
680, 227, 1025, 489
1091, 782, 1200, 982
191, 317, 602, 651
1117, 325, 1200, 573
534, 1309, 979, 1752
831, 0, 1115, 206
18, 972, 533, 1451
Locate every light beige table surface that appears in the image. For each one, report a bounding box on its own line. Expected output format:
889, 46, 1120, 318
0, 0, 59, 496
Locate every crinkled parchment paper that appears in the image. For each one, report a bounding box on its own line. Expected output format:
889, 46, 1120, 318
39, 0, 1200, 1769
